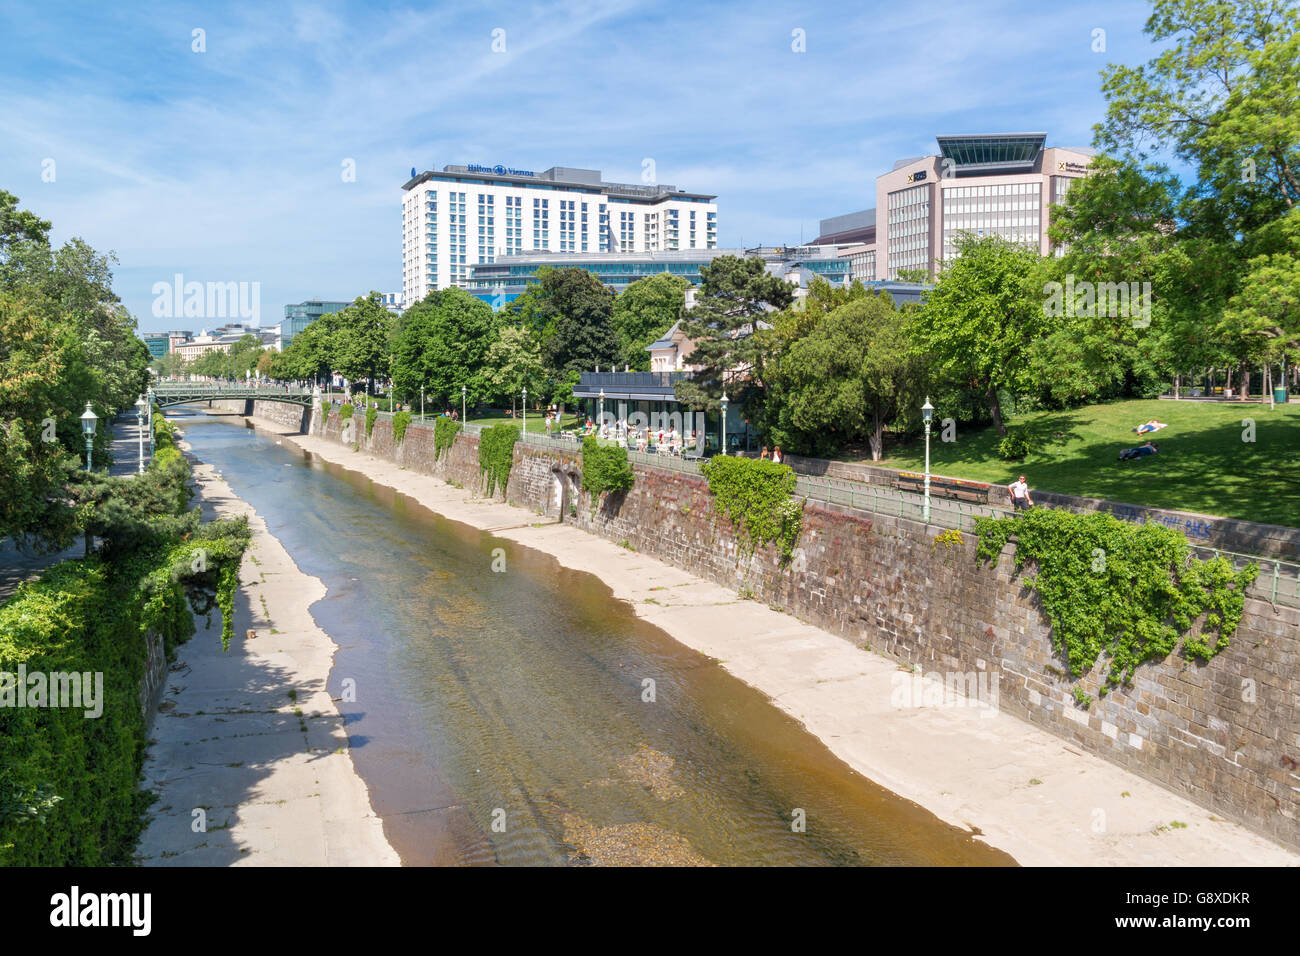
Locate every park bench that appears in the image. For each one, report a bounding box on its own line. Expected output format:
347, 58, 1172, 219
892, 471, 990, 504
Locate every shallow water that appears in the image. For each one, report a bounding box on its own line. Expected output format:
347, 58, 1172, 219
176, 410, 1013, 866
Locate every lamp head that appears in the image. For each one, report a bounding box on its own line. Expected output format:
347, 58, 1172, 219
922, 397, 934, 423
80, 402, 98, 435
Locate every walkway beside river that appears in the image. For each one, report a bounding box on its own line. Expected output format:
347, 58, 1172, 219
134, 449, 398, 866
264, 416, 1297, 867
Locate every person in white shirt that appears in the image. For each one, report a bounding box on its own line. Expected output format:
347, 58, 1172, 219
1008, 475, 1033, 511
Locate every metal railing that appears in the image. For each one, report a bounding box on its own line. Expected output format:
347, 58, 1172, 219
339, 412, 1300, 610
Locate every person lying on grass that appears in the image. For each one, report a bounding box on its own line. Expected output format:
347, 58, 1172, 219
1134, 419, 1168, 434
1118, 441, 1159, 461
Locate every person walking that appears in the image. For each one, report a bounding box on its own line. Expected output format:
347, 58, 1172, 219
1008, 474, 1033, 512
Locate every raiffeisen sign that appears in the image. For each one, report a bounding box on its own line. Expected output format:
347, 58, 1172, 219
467, 163, 536, 177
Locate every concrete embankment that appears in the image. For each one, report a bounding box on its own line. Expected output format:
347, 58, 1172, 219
135, 430, 398, 866
247, 409, 1297, 867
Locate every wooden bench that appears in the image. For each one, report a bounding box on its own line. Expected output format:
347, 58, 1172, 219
892, 472, 991, 504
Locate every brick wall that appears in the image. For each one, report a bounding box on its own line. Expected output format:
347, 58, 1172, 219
305, 410, 1300, 850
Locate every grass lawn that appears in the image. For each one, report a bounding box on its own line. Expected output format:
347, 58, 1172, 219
874, 398, 1300, 527
465, 408, 581, 435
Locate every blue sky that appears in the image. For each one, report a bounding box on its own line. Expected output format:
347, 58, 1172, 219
0, 0, 1160, 331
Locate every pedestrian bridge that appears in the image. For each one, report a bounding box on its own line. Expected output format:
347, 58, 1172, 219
152, 385, 315, 409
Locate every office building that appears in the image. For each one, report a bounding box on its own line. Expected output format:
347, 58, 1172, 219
173, 324, 278, 361
466, 246, 848, 309
141, 332, 171, 360
818, 133, 1094, 281
401, 163, 718, 304
280, 299, 351, 348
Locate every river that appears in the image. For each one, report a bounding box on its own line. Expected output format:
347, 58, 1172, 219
175, 410, 1012, 866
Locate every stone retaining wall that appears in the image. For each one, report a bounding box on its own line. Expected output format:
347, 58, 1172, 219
784, 453, 1300, 561
296, 407, 1300, 850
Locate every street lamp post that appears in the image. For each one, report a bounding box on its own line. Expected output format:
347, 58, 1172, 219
135, 394, 147, 474
80, 402, 97, 472
420, 385, 425, 421
720, 392, 729, 456
462, 384, 466, 425
522, 387, 527, 435
598, 388, 605, 433
146, 386, 155, 458
80, 402, 97, 557
922, 397, 934, 524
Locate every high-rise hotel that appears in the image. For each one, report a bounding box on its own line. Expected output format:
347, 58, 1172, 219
401, 163, 718, 305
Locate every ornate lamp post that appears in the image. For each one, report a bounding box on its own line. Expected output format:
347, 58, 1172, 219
80, 402, 97, 472
922, 397, 934, 524
598, 387, 605, 433
80, 402, 97, 556
521, 387, 527, 435
135, 394, 147, 474
420, 385, 425, 421
462, 384, 466, 424
146, 386, 155, 458
720, 392, 729, 456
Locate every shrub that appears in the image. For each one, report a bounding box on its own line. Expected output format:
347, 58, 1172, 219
581, 437, 634, 498
478, 424, 519, 497
339, 403, 354, 422
700, 455, 803, 565
365, 406, 378, 438
392, 410, 412, 444
996, 431, 1031, 460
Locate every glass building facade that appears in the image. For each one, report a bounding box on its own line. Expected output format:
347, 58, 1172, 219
280, 300, 351, 346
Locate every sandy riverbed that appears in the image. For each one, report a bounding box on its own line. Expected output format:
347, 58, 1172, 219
248, 414, 1298, 867
134, 436, 399, 866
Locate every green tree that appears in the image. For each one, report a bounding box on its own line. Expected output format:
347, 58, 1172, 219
767, 292, 925, 459
610, 272, 689, 370
1219, 209, 1300, 396
1096, 0, 1300, 233
332, 292, 394, 390
538, 268, 620, 379
483, 324, 545, 412
390, 287, 498, 408
673, 255, 794, 413
912, 235, 1047, 435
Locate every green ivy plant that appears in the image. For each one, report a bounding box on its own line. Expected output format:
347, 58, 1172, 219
478, 424, 519, 497
365, 406, 378, 438
973, 509, 1257, 689
392, 411, 412, 445
700, 456, 803, 566
581, 436, 634, 502
339, 403, 354, 422
434, 417, 461, 460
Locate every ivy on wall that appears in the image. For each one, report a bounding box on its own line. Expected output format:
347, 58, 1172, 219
700, 456, 803, 566
365, 406, 378, 438
0, 410, 250, 865
478, 424, 519, 497
392, 411, 412, 444
973, 508, 1258, 691
581, 436, 634, 499
434, 417, 461, 460
339, 403, 354, 422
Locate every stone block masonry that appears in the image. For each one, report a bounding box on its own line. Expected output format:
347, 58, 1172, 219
287, 406, 1300, 850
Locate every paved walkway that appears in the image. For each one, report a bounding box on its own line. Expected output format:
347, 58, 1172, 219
0, 412, 152, 603
134, 454, 399, 866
